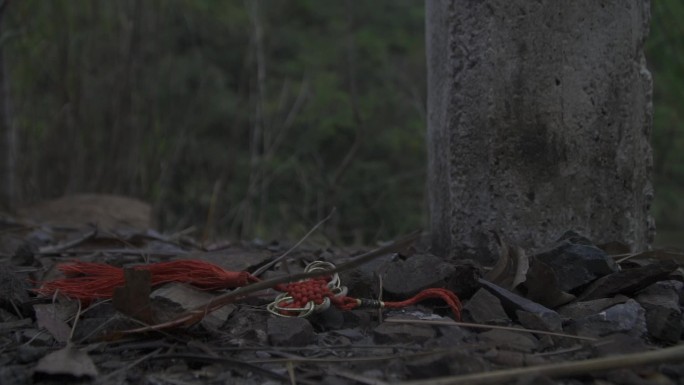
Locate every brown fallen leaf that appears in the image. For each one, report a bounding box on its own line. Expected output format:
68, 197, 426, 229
34, 304, 72, 343
112, 268, 155, 324
485, 232, 529, 290
34, 345, 98, 379
524, 259, 575, 309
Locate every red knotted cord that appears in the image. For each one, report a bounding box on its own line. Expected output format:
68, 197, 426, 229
273, 279, 461, 320
273, 277, 331, 310
36, 260, 462, 320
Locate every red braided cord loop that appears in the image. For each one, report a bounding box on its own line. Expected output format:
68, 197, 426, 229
35, 260, 259, 301
274, 277, 331, 309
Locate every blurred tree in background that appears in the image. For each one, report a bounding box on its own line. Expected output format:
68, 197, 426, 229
647, 0, 684, 244
1, 1, 681, 244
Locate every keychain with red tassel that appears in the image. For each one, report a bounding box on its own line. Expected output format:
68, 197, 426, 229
36, 259, 462, 320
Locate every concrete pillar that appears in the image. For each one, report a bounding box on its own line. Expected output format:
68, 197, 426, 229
426, 0, 654, 262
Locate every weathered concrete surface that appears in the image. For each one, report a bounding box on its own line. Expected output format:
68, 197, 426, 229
426, 0, 654, 262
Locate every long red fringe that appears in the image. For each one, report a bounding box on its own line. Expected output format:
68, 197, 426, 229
36, 260, 259, 301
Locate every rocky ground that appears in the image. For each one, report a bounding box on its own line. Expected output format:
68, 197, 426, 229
1, 218, 683, 385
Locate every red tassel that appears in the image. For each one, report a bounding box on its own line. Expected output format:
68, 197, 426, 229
383, 288, 462, 320
36, 260, 259, 301
37, 260, 462, 321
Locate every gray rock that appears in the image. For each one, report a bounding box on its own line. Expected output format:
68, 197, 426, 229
566, 299, 646, 338
479, 329, 539, 353
534, 240, 618, 292
267, 317, 315, 347
405, 353, 454, 379
478, 279, 562, 331
557, 296, 629, 319
577, 259, 678, 301
463, 288, 511, 325
636, 281, 683, 343
430, 325, 471, 348
406, 352, 486, 379
224, 308, 269, 345
516, 310, 562, 333
445, 259, 483, 299
17, 345, 48, 364
593, 333, 647, 357
373, 322, 436, 345
310, 307, 345, 330
381, 253, 455, 297
339, 254, 396, 299
0, 365, 30, 385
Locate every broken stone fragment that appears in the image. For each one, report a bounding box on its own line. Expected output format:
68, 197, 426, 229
445, 259, 484, 299
462, 288, 510, 325
381, 253, 455, 297
267, 317, 315, 346
405, 352, 487, 379
223, 308, 269, 345
339, 253, 396, 299
557, 295, 629, 320
478, 279, 562, 332
479, 329, 540, 353
576, 259, 678, 301
373, 322, 436, 344
635, 280, 683, 344
533, 236, 618, 293
565, 299, 647, 338
516, 310, 562, 333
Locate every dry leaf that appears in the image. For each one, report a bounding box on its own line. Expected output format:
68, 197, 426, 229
112, 268, 155, 324
34, 345, 98, 378
524, 259, 575, 308
485, 232, 529, 290
34, 304, 72, 343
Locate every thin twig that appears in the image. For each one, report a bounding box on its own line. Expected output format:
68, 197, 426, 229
398, 344, 684, 385
252, 207, 335, 277
96, 348, 162, 385
384, 318, 597, 342
38, 227, 97, 254
248, 347, 460, 364
329, 368, 389, 385
148, 353, 301, 384
68, 300, 82, 342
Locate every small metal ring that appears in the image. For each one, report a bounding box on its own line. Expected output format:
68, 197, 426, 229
267, 296, 316, 318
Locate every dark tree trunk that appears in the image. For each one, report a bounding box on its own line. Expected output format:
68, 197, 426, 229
426, 0, 654, 262
0, 0, 16, 211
